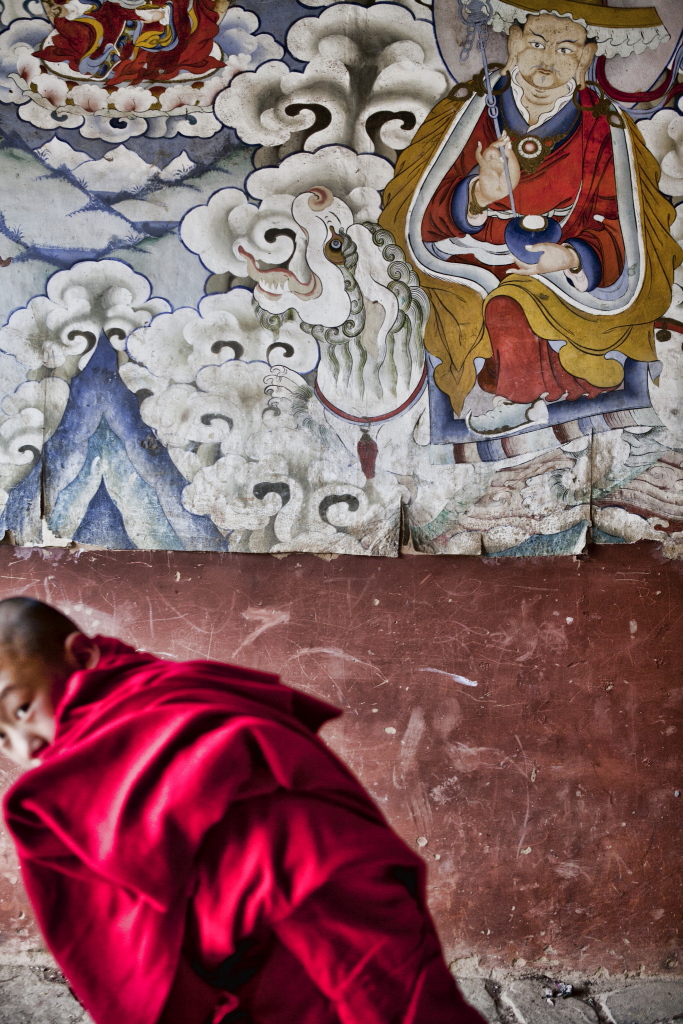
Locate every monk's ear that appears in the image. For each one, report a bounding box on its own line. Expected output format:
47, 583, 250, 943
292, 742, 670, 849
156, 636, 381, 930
576, 40, 597, 88
63, 632, 100, 671
503, 24, 523, 74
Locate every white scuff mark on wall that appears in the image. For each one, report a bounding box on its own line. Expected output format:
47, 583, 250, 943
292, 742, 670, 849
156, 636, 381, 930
231, 606, 291, 659
399, 707, 426, 769
285, 646, 387, 682
418, 668, 478, 687
429, 775, 459, 806
447, 742, 499, 773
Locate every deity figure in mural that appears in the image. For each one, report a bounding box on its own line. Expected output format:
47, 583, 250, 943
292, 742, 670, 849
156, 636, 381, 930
35, 0, 226, 85
379, 0, 682, 437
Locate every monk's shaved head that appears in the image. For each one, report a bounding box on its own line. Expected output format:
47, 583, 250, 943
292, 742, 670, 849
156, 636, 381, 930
0, 599, 98, 766
0, 597, 80, 663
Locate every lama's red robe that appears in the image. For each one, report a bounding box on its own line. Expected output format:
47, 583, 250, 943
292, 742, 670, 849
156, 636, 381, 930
422, 89, 626, 403
3, 637, 484, 1024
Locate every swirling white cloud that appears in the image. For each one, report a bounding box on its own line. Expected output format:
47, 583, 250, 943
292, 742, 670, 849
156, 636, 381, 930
180, 146, 393, 283
214, 3, 450, 161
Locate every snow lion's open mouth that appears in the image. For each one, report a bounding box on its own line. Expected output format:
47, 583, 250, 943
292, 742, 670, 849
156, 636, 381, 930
238, 246, 322, 302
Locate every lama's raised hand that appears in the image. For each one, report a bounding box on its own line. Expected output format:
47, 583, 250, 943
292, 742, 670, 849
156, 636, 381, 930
474, 133, 521, 208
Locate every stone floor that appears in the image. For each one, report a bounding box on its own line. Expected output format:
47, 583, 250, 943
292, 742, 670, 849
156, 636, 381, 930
458, 975, 683, 1024
0, 962, 90, 1024
0, 955, 681, 1023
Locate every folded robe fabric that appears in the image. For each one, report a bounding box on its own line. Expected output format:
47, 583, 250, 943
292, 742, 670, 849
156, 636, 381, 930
182, 790, 483, 1024
4, 638, 482, 1024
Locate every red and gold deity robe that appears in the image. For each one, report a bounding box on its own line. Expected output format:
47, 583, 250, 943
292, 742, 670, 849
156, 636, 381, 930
4, 637, 484, 1024
379, 79, 681, 414
421, 85, 626, 403
36, 0, 224, 86
423, 88, 625, 288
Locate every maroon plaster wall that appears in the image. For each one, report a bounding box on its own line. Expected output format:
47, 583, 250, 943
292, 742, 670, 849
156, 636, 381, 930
0, 544, 680, 976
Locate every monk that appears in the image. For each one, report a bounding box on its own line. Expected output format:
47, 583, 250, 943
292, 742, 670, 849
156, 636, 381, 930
0, 597, 484, 1024
379, 0, 681, 437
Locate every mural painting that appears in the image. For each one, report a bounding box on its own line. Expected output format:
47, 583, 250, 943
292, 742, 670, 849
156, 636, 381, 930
0, 0, 682, 555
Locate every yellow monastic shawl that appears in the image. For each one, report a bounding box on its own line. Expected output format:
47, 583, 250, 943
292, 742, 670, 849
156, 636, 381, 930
379, 92, 682, 415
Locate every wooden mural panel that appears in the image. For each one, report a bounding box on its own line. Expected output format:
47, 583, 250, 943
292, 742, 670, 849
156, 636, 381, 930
0, 0, 682, 555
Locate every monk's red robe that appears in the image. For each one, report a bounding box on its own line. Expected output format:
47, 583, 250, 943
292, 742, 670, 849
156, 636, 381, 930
4, 638, 484, 1024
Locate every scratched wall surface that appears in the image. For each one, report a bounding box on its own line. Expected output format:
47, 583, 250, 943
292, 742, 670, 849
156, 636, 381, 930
0, 542, 681, 977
